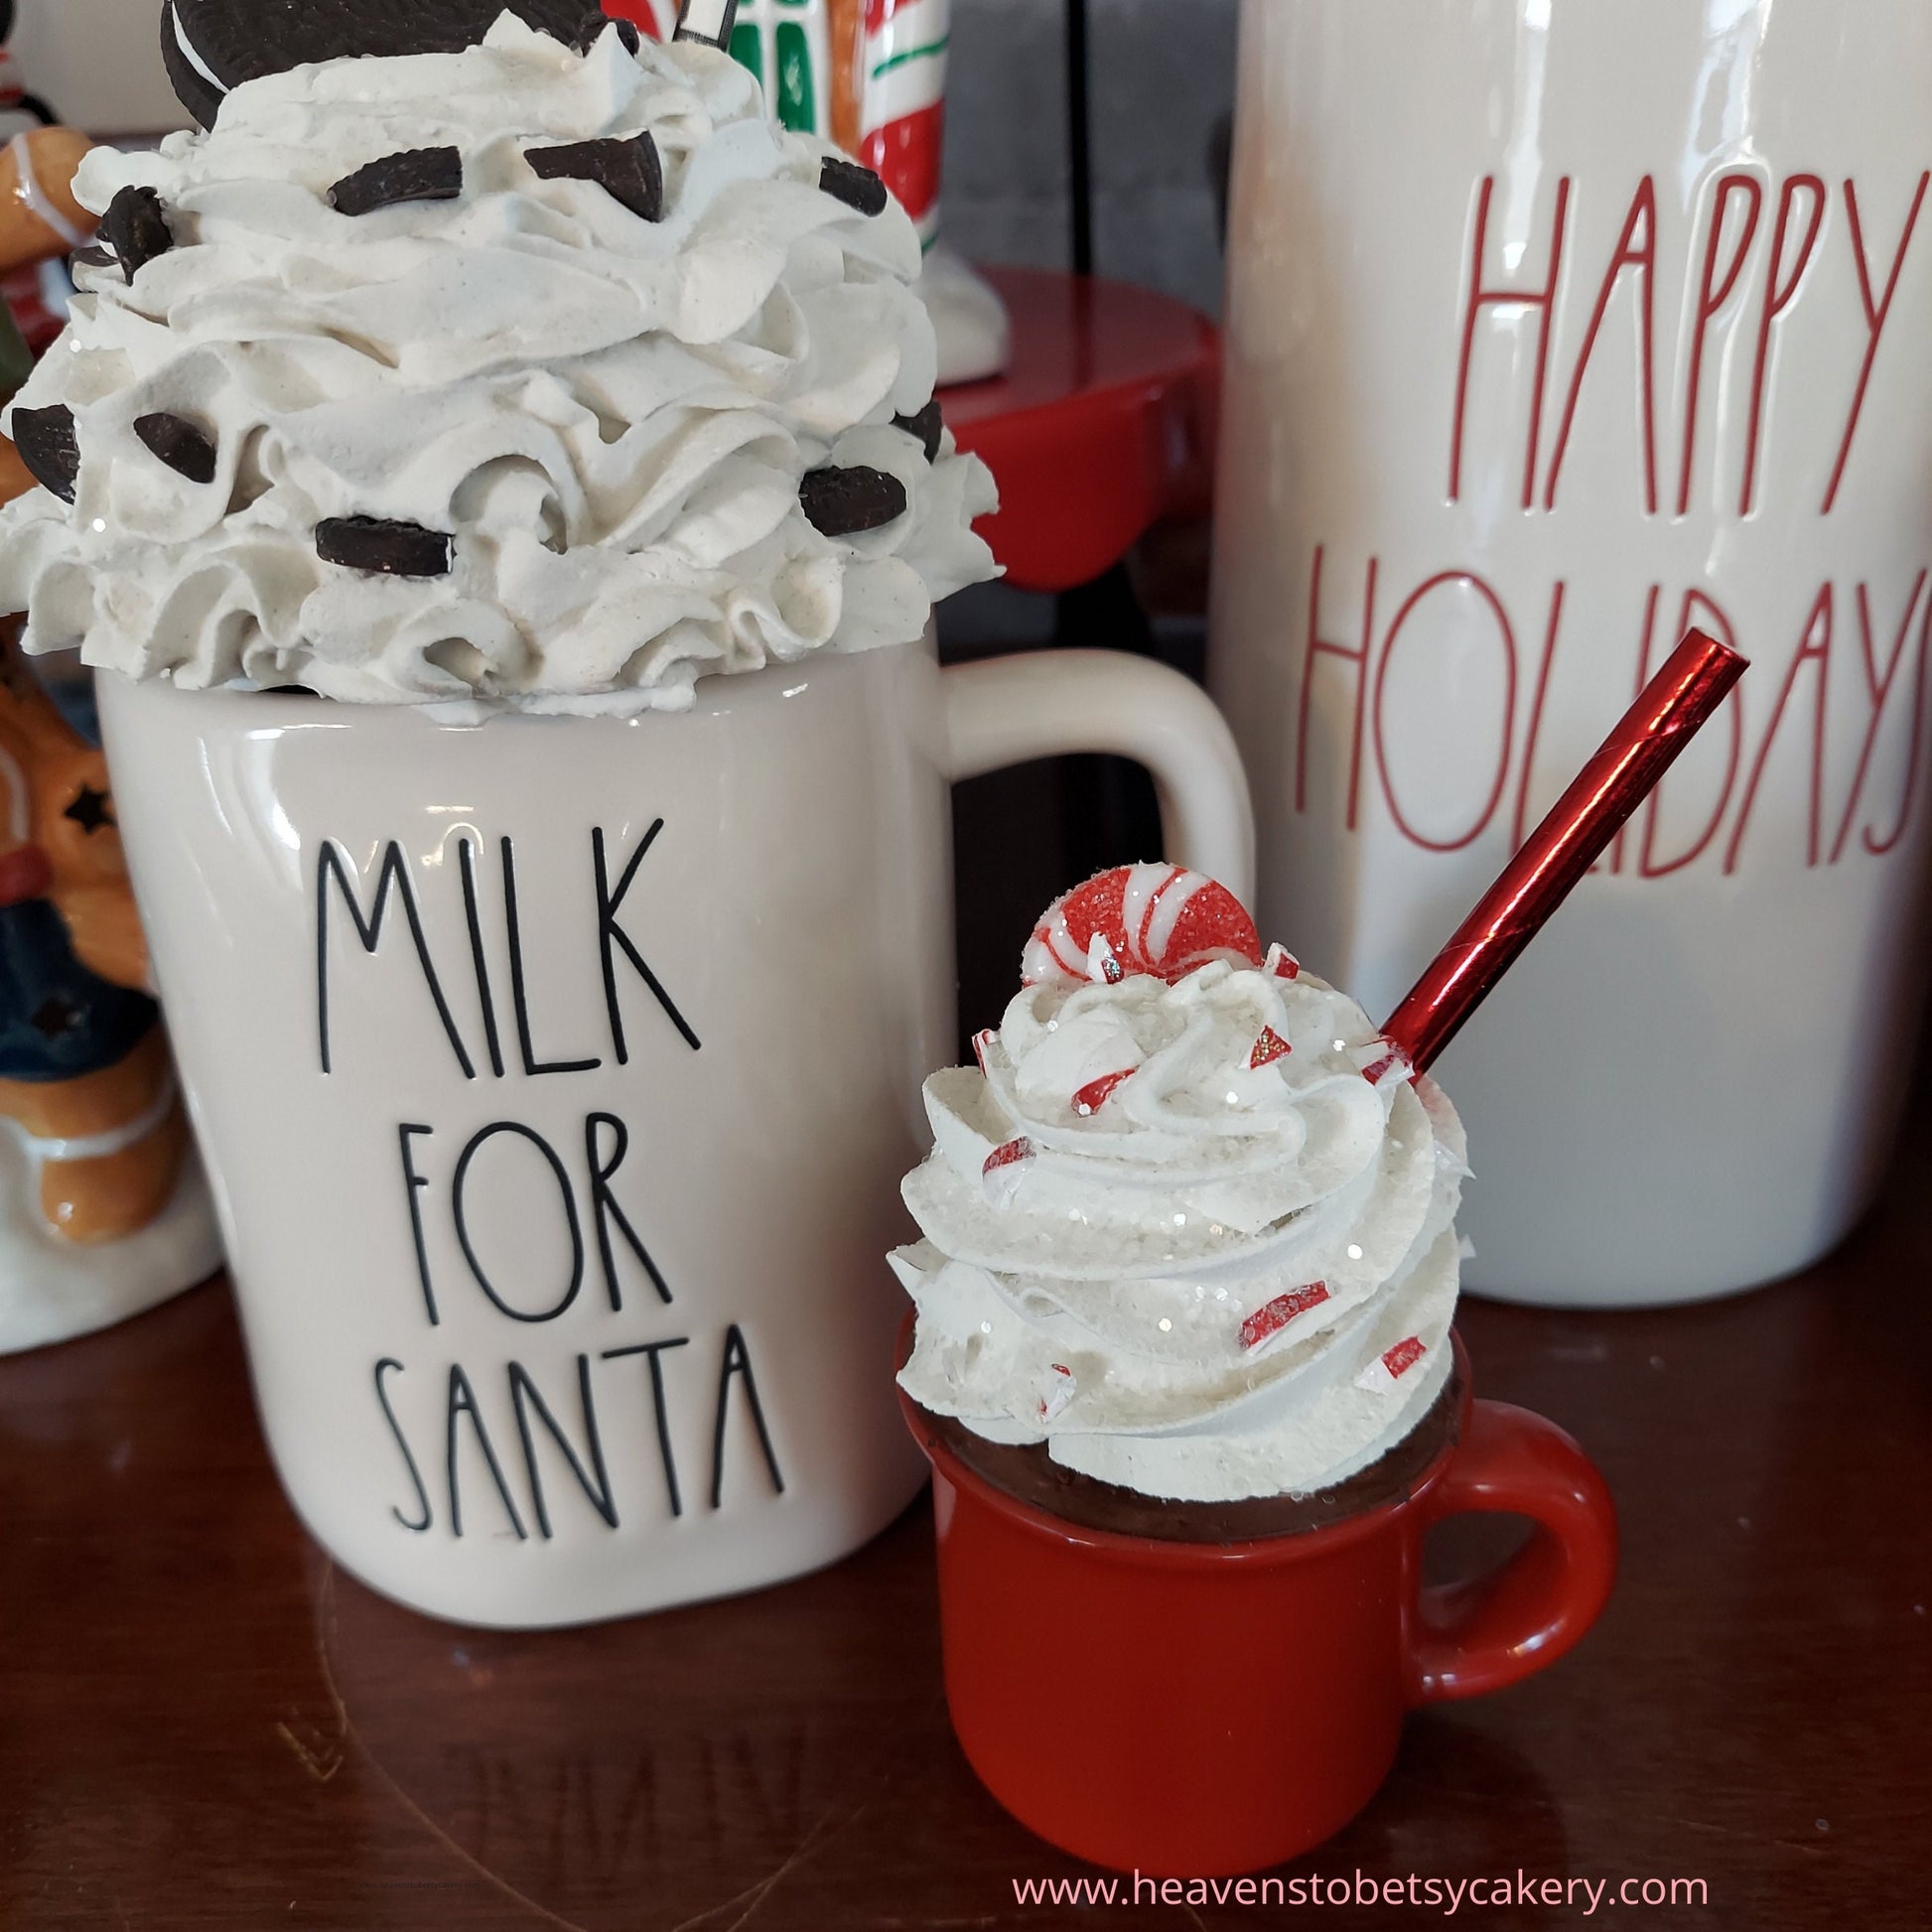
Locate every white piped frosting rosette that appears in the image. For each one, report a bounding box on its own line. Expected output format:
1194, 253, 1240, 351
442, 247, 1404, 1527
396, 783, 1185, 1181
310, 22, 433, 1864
894, 866, 1469, 1503
0, 14, 997, 714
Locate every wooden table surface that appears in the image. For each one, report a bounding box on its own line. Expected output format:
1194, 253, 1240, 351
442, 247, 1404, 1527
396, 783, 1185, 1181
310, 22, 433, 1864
2, 1103, 1927, 1929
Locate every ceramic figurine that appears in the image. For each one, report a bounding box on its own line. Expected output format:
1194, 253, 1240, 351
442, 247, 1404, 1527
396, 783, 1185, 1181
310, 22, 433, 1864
0, 625, 221, 1352
0, 97, 220, 1351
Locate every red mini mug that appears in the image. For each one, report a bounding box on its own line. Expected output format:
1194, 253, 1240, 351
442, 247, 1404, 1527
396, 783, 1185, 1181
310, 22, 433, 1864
899, 1333, 1617, 1876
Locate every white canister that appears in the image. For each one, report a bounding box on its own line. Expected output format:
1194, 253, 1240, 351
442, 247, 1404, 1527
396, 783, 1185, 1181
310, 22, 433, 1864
100, 633, 1250, 1626
1210, 0, 1932, 1305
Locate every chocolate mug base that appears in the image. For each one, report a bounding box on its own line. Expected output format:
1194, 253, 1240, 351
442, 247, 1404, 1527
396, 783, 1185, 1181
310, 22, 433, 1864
906, 1360, 1464, 1545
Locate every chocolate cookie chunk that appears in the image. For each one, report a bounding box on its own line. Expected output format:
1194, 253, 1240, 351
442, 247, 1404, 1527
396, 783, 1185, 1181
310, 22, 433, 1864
100, 186, 175, 282
894, 400, 943, 462
526, 132, 662, 221
329, 147, 464, 216
11, 405, 79, 503
799, 465, 907, 537
316, 515, 454, 578
163, 0, 621, 129
819, 156, 888, 217
135, 413, 218, 485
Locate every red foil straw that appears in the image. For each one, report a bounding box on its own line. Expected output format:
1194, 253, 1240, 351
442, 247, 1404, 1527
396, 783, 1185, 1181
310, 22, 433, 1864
1382, 628, 1747, 1074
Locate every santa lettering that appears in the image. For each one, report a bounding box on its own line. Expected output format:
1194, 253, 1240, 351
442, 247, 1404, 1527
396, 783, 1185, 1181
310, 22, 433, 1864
306, 825, 788, 1542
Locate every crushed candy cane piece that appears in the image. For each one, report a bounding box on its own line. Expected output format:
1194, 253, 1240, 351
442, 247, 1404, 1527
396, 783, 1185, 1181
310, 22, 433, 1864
1087, 933, 1125, 983
1037, 1362, 1075, 1423
971, 1029, 998, 1075
982, 1137, 1035, 1207
1355, 1335, 1428, 1393
1359, 1039, 1415, 1088
1073, 1068, 1135, 1116
1249, 1026, 1292, 1069
1238, 1280, 1330, 1351
1264, 942, 1301, 980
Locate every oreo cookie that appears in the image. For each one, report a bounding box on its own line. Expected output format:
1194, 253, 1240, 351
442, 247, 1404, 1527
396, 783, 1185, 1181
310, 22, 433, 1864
12, 405, 80, 503
894, 400, 943, 462
163, 0, 622, 129
316, 515, 454, 578
329, 147, 464, 216
819, 157, 888, 217
100, 186, 175, 282
135, 412, 218, 485
526, 132, 662, 221
798, 465, 907, 537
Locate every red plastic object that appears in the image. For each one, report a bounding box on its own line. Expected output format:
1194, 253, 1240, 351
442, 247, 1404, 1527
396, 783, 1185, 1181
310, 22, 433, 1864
901, 1333, 1617, 1876
943, 269, 1220, 594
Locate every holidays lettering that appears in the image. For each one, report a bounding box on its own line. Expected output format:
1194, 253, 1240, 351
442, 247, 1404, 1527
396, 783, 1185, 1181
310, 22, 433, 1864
1298, 546, 1931, 874
1302, 162, 1932, 876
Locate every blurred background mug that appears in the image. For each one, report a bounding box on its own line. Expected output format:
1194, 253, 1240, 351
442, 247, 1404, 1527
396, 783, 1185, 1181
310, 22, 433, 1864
1210, 0, 1932, 1305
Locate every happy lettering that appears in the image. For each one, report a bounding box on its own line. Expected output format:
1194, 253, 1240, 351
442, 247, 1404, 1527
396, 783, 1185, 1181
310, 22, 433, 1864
1449, 169, 1929, 516
1295, 166, 1932, 872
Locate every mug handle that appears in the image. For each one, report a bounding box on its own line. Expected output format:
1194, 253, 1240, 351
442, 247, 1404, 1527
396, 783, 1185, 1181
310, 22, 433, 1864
941, 649, 1256, 902
1404, 1398, 1618, 1705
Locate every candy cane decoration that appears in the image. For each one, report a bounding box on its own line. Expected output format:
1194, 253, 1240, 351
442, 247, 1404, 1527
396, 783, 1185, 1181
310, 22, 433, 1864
1023, 864, 1263, 989
856, 0, 949, 241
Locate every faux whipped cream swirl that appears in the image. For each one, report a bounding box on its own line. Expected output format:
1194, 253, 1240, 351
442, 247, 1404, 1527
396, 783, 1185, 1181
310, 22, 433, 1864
894, 960, 1468, 1502
0, 15, 997, 712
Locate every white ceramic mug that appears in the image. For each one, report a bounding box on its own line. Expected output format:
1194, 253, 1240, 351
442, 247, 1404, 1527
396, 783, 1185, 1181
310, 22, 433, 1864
98, 633, 1251, 1627
1210, 0, 1932, 1305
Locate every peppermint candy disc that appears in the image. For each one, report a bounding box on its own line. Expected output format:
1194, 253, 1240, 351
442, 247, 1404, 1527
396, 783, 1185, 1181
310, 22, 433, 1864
1021, 864, 1263, 988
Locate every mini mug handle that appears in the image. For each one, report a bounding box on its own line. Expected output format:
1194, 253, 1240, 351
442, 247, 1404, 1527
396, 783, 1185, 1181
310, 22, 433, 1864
1405, 1398, 1619, 1704
941, 650, 1256, 904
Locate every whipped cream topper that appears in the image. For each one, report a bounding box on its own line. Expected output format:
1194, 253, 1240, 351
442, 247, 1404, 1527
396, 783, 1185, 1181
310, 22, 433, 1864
895, 865, 1467, 1504
0, 15, 997, 713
